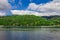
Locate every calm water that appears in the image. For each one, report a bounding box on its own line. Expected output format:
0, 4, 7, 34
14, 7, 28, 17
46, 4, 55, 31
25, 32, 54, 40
0, 28, 60, 40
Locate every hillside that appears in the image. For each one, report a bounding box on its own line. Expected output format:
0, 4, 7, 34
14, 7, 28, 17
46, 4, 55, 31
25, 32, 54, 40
0, 15, 60, 28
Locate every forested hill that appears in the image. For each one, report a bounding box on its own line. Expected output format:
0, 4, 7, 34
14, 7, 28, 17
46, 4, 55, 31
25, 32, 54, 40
0, 15, 60, 27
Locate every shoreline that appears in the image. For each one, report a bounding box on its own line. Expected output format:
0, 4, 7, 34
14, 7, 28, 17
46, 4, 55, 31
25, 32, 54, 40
1, 26, 60, 28
0, 26, 60, 31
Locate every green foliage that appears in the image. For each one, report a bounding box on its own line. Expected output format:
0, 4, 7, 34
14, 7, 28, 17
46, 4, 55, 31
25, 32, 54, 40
0, 15, 60, 28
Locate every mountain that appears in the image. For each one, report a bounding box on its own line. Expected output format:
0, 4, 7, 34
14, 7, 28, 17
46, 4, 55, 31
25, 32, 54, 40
0, 15, 60, 28
42, 15, 60, 19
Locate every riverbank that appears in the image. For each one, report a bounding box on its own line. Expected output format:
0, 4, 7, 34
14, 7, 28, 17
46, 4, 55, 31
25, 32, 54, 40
1, 26, 60, 28
0, 27, 60, 31
0, 26, 60, 31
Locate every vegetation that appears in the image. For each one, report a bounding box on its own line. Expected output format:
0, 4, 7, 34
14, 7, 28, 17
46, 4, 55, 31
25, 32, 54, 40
0, 15, 60, 28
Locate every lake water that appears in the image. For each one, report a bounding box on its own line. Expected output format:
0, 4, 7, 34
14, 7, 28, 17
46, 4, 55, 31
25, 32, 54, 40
0, 28, 60, 40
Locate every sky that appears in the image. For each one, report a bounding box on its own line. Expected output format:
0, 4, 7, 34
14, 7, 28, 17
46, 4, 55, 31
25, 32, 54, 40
9, 0, 52, 10
0, 0, 60, 16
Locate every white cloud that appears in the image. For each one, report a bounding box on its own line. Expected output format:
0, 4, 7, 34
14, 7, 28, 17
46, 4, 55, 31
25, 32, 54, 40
27, 3, 39, 11
27, 0, 60, 16
11, 0, 60, 16
0, 12, 6, 16
0, 0, 11, 10
0, 0, 11, 16
11, 10, 45, 16
11, 10, 59, 16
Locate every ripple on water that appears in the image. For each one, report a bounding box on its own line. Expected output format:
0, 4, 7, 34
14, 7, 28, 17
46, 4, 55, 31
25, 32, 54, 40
0, 28, 60, 40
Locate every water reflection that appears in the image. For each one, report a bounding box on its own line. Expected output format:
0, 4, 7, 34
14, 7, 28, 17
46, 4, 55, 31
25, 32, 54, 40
0, 28, 60, 40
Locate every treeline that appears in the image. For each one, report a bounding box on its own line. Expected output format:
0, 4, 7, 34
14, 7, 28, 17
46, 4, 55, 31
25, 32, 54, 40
0, 15, 60, 28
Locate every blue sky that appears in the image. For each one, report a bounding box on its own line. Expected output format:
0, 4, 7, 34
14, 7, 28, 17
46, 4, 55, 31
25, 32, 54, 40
8, 0, 53, 10
0, 0, 60, 16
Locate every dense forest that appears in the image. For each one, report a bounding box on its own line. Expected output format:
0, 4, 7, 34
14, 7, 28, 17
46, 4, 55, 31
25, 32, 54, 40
0, 15, 60, 28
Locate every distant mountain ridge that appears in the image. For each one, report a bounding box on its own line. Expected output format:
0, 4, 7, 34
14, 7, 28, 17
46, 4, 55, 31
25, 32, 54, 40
42, 15, 60, 19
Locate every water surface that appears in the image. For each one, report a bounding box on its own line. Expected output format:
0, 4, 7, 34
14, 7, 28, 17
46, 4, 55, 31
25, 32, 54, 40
0, 28, 60, 40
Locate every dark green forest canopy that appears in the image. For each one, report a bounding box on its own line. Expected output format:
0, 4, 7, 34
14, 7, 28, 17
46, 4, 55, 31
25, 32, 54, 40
0, 15, 60, 27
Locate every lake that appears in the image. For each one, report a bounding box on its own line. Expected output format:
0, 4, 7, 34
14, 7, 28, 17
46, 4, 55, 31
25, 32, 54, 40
0, 28, 60, 40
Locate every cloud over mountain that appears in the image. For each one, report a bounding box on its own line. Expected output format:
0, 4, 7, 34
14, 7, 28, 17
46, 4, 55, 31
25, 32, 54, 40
11, 10, 46, 16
